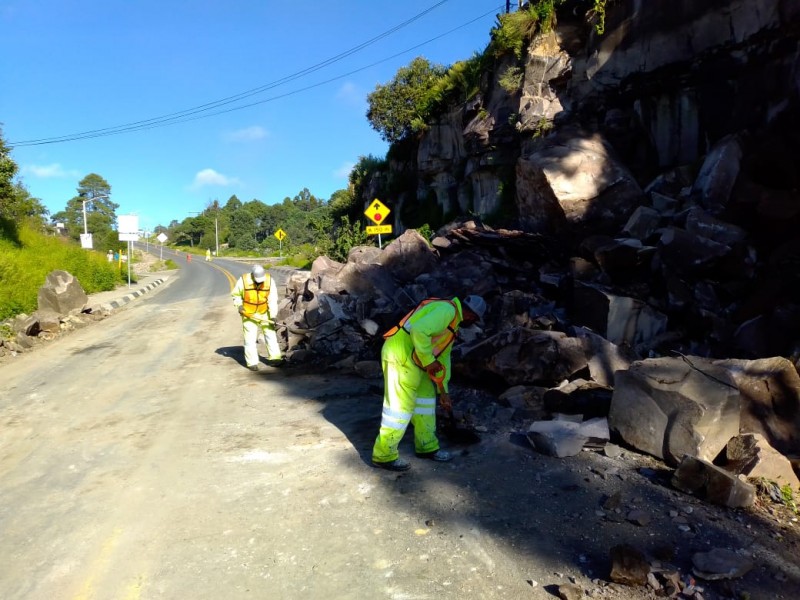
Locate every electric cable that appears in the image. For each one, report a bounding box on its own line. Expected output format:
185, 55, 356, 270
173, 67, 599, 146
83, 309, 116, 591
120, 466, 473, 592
11, 0, 450, 145
11, 1, 505, 146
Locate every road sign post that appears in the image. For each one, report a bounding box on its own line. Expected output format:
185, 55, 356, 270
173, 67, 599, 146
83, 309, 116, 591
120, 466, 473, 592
364, 199, 391, 249
274, 228, 287, 257
157, 232, 168, 260
118, 215, 140, 289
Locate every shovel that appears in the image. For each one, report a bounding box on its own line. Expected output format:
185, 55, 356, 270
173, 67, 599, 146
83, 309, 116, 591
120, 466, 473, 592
430, 367, 481, 445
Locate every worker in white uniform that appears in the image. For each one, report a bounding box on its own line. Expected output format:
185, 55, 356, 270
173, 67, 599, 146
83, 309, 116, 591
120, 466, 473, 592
231, 265, 282, 371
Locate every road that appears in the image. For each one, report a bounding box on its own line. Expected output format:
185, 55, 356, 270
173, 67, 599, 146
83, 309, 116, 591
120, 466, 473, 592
0, 251, 548, 600
1, 250, 798, 600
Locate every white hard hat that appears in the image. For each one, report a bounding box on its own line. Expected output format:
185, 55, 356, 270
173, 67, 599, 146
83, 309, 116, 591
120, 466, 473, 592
251, 265, 267, 283
463, 295, 486, 323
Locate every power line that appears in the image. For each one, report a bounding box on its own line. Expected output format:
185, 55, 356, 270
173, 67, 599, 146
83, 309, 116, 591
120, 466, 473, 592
11, 2, 503, 147
10, 0, 449, 146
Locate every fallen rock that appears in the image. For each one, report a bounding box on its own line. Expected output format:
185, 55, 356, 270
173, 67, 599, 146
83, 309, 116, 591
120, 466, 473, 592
609, 356, 741, 466
672, 455, 756, 508
717, 357, 800, 458
609, 544, 650, 586
692, 548, 754, 580
36, 270, 89, 316
721, 433, 800, 490
572, 281, 667, 347
526, 420, 586, 458
555, 582, 583, 600
460, 327, 588, 385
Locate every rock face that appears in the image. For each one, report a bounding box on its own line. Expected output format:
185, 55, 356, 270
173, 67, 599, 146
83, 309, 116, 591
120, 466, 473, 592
269, 2, 800, 514
358, 0, 800, 365
37, 270, 88, 316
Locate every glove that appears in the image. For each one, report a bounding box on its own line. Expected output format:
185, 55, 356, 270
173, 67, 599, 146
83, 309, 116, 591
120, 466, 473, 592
438, 392, 453, 412
424, 360, 445, 378
237, 306, 245, 316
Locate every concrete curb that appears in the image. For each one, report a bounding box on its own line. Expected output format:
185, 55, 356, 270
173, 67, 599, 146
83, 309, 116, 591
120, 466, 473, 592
95, 276, 169, 312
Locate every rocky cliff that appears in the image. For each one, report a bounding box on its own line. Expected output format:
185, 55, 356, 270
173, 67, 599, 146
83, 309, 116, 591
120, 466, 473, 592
369, 0, 800, 360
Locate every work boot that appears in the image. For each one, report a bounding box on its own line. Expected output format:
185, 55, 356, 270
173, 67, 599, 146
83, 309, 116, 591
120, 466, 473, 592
247, 364, 259, 372
415, 449, 452, 462
265, 358, 285, 367
371, 458, 411, 472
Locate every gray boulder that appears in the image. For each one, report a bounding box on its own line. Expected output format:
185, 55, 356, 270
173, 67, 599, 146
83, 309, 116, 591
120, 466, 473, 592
37, 270, 88, 316
609, 356, 741, 466
460, 327, 588, 386
672, 455, 755, 508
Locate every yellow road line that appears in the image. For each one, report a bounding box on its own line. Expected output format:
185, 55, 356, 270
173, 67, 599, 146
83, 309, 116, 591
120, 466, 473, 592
73, 527, 123, 600
206, 261, 237, 290
123, 575, 144, 600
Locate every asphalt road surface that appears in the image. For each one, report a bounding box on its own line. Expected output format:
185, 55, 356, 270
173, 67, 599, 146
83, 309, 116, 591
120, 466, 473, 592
1, 250, 553, 600
1, 249, 798, 600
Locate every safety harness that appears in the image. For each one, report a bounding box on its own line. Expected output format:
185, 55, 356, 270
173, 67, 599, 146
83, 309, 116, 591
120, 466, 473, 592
383, 298, 460, 369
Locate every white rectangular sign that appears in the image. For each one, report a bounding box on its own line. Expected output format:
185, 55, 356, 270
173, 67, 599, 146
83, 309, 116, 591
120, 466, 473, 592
80, 233, 93, 249
118, 214, 140, 235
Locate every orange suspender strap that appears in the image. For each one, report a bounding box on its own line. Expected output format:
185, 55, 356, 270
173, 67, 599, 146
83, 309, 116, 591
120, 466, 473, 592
382, 299, 460, 368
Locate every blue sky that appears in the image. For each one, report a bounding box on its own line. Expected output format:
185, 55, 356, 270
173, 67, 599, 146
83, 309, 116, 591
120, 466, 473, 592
1, 0, 504, 231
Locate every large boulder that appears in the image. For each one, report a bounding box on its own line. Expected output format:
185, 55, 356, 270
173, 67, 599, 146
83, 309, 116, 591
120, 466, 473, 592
720, 433, 800, 490
672, 455, 756, 508
609, 356, 741, 466
572, 282, 667, 347
379, 230, 438, 283
459, 327, 588, 386
716, 357, 800, 457
516, 128, 644, 233
37, 270, 88, 316
691, 135, 744, 212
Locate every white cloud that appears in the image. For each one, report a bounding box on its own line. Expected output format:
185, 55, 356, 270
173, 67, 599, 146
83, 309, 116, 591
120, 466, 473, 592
223, 125, 269, 142
191, 168, 240, 189
335, 82, 365, 107
334, 162, 354, 179
22, 163, 79, 179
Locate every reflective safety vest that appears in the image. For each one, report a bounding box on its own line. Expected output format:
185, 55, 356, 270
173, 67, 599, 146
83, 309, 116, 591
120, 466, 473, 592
383, 298, 460, 369
241, 273, 271, 316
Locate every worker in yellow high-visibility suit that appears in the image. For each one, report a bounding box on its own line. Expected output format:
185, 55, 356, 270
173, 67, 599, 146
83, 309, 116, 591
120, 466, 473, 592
371, 295, 487, 471
231, 265, 282, 371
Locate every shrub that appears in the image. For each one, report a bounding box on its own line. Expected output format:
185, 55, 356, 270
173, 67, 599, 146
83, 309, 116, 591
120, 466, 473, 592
0, 223, 119, 321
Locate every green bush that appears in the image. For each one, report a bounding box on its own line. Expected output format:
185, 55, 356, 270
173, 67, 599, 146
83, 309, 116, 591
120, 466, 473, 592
487, 1, 563, 59
0, 223, 120, 321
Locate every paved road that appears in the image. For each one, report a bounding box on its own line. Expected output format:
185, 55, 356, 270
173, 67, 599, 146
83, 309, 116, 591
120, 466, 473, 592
0, 249, 558, 600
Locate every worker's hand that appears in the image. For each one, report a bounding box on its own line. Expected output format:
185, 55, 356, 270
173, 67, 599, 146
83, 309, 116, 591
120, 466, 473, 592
438, 392, 452, 412
237, 306, 245, 316
424, 360, 444, 378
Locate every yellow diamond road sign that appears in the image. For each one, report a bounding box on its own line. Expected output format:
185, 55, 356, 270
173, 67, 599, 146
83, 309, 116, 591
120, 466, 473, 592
274, 228, 286, 241
366, 224, 392, 235
365, 199, 390, 225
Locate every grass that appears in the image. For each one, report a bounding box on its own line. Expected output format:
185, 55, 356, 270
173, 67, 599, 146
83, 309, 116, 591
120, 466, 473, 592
0, 222, 124, 321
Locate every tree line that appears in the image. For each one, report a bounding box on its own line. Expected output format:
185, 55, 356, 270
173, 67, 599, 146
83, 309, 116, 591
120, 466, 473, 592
1, 124, 389, 264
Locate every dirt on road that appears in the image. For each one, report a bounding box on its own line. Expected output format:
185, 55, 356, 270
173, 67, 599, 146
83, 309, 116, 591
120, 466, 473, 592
0, 254, 798, 600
